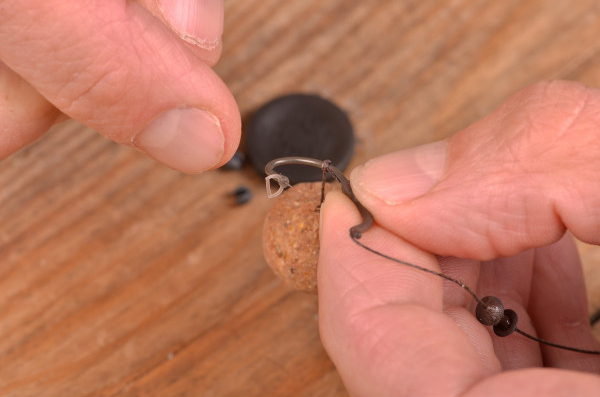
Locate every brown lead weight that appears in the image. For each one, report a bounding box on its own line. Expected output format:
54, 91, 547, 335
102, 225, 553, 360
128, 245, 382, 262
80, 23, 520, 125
246, 94, 354, 184
262, 182, 337, 293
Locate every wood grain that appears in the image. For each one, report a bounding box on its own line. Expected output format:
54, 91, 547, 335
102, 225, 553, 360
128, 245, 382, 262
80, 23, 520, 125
2, 0, 600, 395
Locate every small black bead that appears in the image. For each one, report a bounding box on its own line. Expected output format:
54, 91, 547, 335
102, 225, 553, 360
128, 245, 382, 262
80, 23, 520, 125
493, 309, 519, 337
476, 296, 504, 326
233, 185, 252, 205
223, 151, 246, 170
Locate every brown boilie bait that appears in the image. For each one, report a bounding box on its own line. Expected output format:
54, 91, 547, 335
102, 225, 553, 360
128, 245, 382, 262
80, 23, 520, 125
262, 182, 336, 293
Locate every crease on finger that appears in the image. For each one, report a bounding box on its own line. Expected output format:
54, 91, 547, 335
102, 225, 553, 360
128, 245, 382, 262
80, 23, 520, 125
0, 61, 62, 159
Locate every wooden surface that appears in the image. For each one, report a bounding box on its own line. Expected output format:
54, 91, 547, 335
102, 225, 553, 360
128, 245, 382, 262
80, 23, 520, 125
3, 0, 600, 395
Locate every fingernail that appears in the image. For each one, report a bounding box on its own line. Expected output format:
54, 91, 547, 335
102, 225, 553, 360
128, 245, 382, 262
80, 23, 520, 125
135, 107, 224, 173
351, 140, 448, 204
157, 0, 223, 50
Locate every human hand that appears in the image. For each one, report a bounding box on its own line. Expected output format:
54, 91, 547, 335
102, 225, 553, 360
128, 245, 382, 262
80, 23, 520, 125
0, 0, 240, 173
318, 81, 600, 396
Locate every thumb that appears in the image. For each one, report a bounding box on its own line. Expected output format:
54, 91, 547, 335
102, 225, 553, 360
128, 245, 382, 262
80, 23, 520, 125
351, 80, 600, 259
0, 0, 239, 173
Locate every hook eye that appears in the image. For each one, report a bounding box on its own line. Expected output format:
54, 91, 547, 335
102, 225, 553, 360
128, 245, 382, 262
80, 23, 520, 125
265, 174, 291, 198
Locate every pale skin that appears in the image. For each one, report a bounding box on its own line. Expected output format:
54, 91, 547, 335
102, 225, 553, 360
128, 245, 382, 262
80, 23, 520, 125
1, 2, 599, 395
0, 0, 238, 172
320, 81, 600, 396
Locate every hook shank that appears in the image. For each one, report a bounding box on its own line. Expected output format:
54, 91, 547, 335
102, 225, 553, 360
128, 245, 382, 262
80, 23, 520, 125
264, 157, 374, 238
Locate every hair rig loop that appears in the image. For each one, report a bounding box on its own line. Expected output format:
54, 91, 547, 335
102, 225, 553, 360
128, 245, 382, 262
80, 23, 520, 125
264, 174, 290, 198
264, 156, 600, 355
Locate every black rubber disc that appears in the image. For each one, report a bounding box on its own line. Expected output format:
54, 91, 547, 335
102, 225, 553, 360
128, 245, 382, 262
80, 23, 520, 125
246, 94, 354, 184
